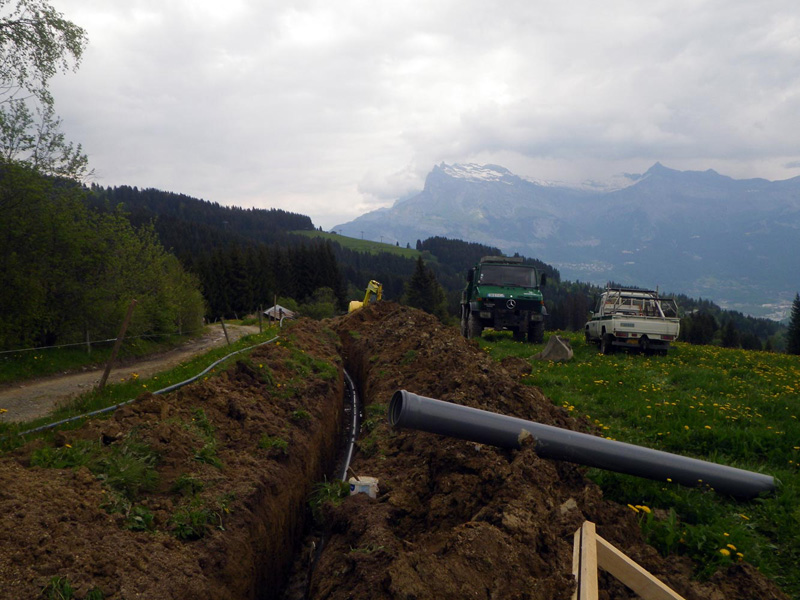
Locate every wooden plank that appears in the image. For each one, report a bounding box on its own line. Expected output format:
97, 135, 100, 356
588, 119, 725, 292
595, 534, 686, 600
579, 521, 599, 600
572, 528, 581, 600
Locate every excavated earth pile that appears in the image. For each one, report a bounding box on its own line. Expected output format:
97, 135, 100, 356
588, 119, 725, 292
0, 321, 344, 600
0, 306, 788, 600
316, 302, 787, 600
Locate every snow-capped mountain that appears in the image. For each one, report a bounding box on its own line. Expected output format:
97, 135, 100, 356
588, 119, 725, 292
334, 162, 800, 317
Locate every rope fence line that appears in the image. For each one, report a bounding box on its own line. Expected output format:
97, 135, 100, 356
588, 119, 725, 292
0, 328, 210, 356
16, 335, 280, 437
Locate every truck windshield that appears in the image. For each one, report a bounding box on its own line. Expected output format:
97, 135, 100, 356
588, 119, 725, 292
478, 265, 537, 287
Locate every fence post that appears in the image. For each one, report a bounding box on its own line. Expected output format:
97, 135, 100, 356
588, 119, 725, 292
85, 321, 91, 355
259, 305, 263, 333
98, 299, 137, 391
220, 317, 231, 345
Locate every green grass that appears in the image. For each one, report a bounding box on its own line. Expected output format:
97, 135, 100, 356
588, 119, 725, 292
0, 326, 281, 446
0, 330, 209, 386
309, 478, 350, 523
258, 434, 289, 456
478, 330, 800, 595
292, 230, 421, 259
31, 434, 161, 501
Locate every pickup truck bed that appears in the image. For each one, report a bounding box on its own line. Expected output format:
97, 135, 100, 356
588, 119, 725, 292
585, 288, 680, 355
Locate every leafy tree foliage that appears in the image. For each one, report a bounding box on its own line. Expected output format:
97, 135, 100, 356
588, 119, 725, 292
0, 0, 87, 104
0, 165, 205, 350
787, 293, 800, 355
1, 0, 89, 180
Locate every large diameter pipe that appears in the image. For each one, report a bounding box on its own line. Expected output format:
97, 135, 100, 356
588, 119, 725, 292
388, 390, 775, 499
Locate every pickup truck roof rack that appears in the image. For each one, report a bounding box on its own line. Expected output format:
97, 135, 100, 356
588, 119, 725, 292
480, 256, 524, 264
605, 286, 658, 295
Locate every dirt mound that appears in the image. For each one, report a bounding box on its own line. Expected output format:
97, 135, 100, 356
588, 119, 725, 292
316, 302, 786, 600
0, 320, 344, 600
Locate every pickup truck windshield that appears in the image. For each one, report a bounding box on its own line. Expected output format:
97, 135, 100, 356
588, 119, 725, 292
479, 265, 537, 287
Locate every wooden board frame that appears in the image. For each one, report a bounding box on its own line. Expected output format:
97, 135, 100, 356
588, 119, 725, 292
571, 521, 686, 600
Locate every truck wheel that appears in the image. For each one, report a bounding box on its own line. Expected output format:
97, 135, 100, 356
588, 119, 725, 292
467, 313, 483, 339
528, 321, 545, 344
600, 334, 615, 355
639, 337, 652, 355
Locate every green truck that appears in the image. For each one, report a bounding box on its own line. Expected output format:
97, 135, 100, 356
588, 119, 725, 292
460, 256, 547, 343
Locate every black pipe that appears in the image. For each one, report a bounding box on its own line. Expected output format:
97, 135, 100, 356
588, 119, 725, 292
388, 390, 775, 499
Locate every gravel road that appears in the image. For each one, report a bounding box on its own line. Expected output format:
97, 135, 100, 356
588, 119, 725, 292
0, 324, 262, 424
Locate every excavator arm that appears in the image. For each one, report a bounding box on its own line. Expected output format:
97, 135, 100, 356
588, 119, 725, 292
349, 280, 383, 313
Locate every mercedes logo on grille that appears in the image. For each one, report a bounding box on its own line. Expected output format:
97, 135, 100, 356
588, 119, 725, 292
506, 299, 517, 309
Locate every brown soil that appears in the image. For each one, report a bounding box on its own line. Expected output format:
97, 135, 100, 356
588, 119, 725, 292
0, 305, 788, 600
311, 302, 787, 600
0, 320, 343, 599
0, 323, 261, 423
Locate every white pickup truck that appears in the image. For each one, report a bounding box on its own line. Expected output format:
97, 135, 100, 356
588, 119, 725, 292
585, 287, 680, 355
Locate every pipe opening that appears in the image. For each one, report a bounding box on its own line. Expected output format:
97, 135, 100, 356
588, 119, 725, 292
389, 390, 405, 426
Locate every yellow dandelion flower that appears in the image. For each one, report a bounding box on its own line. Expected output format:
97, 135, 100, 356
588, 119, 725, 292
719, 548, 731, 556
65, 444, 72, 448
727, 544, 737, 551
627, 504, 639, 513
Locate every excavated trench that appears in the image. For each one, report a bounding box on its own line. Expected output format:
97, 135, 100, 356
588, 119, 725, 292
0, 307, 790, 600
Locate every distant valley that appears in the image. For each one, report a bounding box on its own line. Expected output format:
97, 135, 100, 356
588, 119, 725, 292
335, 163, 800, 319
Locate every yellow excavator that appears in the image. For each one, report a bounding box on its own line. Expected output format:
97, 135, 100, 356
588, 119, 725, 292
348, 280, 383, 313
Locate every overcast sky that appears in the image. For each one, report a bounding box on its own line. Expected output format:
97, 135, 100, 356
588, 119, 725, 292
48, 0, 800, 229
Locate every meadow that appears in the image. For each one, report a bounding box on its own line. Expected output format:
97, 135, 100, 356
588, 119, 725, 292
292, 230, 422, 258
479, 331, 800, 596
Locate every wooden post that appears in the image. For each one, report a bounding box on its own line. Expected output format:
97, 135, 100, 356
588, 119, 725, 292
98, 299, 137, 391
572, 521, 599, 600
85, 322, 91, 355
220, 317, 231, 345
259, 304, 263, 333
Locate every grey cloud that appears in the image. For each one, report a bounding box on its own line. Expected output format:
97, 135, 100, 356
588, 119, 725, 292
49, 0, 800, 228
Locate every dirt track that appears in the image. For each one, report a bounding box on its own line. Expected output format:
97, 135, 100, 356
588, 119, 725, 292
0, 323, 261, 424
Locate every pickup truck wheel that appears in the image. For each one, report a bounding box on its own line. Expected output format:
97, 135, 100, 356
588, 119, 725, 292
467, 313, 483, 339
600, 334, 615, 355
639, 337, 651, 355
528, 321, 545, 344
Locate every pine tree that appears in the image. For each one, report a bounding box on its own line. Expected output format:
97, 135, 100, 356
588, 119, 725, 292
405, 257, 448, 321
721, 320, 740, 348
787, 293, 800, 355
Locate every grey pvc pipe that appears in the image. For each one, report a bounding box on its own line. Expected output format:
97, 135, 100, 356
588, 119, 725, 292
389, 390, 775, 499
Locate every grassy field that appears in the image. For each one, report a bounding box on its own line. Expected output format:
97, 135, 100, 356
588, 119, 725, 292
479, 330, 800, 596
292, 230, 421, 259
